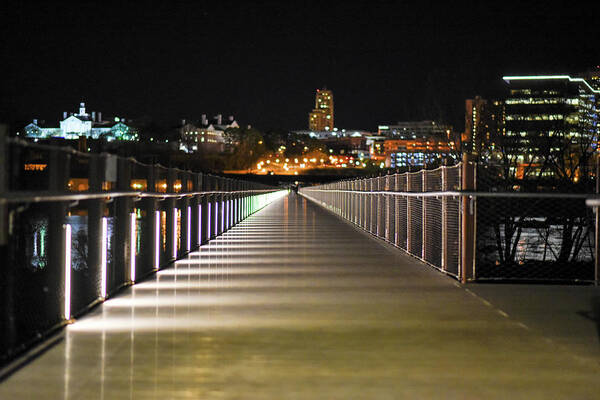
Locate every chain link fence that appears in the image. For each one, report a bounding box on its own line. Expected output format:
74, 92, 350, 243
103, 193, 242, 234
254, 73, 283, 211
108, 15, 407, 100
300, 164, 463, 278
475, 164, 597, 282
300, 161, 599, 285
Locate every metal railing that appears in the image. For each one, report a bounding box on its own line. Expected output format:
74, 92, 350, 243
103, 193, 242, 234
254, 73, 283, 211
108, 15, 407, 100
0, 129, 287, 364
300, 161, 600, 286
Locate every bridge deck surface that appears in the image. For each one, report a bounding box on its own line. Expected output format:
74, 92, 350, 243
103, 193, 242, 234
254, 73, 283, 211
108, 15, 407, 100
1, 193, 599, 399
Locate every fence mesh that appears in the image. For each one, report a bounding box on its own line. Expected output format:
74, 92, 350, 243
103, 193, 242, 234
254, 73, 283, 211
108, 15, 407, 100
476, 196, 595, 281
300, 162, 597, 284
300, 165, 463, 277
408, 172, 423, 257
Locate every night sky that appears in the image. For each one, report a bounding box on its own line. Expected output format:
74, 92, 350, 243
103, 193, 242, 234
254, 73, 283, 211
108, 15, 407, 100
2, 1, 599, 132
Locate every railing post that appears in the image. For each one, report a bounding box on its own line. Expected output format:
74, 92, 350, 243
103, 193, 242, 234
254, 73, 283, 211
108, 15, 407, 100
353, 180, 358, 225
0, 125, 6, 248
441, 165, 449, 272
370, 178, 376, 234
210, 176, 217, 239
594, 155, 600, 286
0, 125, 13, 347
386, 175, 390, 242
190, 172, 200, 249
461, 155, 476, 283
182, 171, 191, 253
352, 180, 357, 224
114, 157, 132, 289
422, 170, 427, 260
166, 169, 177, 260
49, 148, 70, 319
359, 180, 364, 228
406, 173, 411, 253
376, 177, 382, 237
88, 154, 105, 294
201, 175, 209, 245
394, 174, 400, 247
144, 164, 158, 271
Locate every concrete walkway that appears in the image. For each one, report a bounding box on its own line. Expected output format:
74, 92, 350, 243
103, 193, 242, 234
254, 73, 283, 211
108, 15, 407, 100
1, 193, 599, 399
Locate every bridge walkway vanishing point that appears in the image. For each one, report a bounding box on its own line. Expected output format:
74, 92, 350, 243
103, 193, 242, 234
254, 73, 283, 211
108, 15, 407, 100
1, 193, 600, 399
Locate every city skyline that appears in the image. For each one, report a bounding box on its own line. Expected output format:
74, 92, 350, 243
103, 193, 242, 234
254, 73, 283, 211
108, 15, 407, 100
2, 1, 599, 132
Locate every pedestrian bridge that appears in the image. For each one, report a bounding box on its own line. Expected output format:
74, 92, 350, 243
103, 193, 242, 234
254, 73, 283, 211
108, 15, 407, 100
1, 194, 599, 399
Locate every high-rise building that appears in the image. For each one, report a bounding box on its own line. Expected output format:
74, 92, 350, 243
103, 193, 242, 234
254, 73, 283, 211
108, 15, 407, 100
377, 121, 456, 168
577, 67, 600, 90
308, 88, 334, 131
463, 96, 503, 156
378, 120, 452, 140
501, 75, 599, 180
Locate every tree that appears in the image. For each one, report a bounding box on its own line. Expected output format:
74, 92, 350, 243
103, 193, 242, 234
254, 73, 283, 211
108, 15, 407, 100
224, 127, 267, 170
477, 94, 598, 272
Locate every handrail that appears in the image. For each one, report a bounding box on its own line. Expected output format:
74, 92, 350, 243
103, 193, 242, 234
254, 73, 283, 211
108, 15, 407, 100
8, 137, 93, 158
6, 137, 257, 178
302, 188, 599, 200
0, 188, 281, 204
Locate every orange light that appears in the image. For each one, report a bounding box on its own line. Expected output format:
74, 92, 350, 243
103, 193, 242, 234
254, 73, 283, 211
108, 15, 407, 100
24, 163, 47, 171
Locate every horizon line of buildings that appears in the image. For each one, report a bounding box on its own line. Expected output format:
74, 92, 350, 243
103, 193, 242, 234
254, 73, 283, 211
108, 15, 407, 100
301, 69, 600, 174
18, 68, 600, 177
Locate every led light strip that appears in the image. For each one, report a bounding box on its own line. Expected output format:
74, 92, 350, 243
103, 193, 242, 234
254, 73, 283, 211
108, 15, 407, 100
503, 75, 600, 94
225, 200, 231, 229
207, 203, 211, 238
198, 204, 202, 245
187, 206, 191, 251
64, 224, 72, 320
215, 201, 218, 236
172, 208, 178, 258
154, 211, 160, 269
101, 217, 108, 298
130, 212, 136, 282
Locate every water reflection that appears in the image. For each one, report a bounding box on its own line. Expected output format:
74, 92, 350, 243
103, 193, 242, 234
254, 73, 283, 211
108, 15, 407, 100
29, 217, 48, 269
68, 215, 88, 271
481, 224, 594, 263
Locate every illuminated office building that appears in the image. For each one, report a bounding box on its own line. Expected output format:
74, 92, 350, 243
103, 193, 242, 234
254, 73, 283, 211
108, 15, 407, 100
463, 96, 503, 156
378, 120, 451, 139
385, 137, 456, 168
502, 75, 599, 180
308, 88, 334, 131
377, 120, 456, 168
577, 67, 600, 90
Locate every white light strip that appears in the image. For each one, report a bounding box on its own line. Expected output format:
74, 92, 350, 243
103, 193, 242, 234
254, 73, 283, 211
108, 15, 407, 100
502, 75, 600, 94
130, 212, 136, 283
64, 224, 72, 320
215, 201, 219, 235
198, 204, 202, 245
221, 201, 225, 232
215, 201, 219, 237
101, 217, 108, 298
207, 203, 211, 238
154, 211, 160, 269
172, 208, 177, 258
187, 206, 191, 251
